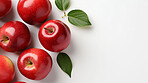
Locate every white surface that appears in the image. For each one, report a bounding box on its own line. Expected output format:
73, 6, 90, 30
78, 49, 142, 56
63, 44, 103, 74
0, 0, 148, 83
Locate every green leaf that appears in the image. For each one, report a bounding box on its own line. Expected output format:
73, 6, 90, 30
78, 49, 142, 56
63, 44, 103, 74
55, 0, 70, 11
68, 9, 91, 27
57, 52, 72, 77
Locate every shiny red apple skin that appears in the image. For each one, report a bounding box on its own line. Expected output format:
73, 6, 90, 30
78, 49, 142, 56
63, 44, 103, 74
0, 0, 12, 18
0, 21, 31, 52
17, 0, 52, 25
17, 48, 53, 80
39, 20, 71, 52
0, 55, 15, 83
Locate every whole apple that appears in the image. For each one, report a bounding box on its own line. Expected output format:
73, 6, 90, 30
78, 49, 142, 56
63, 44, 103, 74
17, 0, 52, 25
0, 0, 12, 18
0, 21, 31, 52
39, 20, 71, 52
17, 48, 52, 80
0, 55, 15, 83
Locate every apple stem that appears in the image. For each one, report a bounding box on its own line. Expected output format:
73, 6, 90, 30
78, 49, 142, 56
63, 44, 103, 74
44, 28, 54, 33
62, 11, 67, 18
44, 28, 50, 30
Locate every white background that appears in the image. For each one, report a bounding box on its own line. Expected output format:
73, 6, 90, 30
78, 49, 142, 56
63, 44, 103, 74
0, 0, 148, 83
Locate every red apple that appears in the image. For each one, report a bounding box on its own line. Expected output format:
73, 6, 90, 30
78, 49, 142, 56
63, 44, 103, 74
38, 20, 71, 52
17, 48, 52, 80
0, 21, 31, 52
13, 82, 26, 83
17, 0, 52, 25
0, 55, 15, 83
0, 0, 12, 18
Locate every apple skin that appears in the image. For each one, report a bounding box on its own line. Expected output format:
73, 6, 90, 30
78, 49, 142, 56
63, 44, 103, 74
17, 0, 52, 25
17, 48, 52, 80
13, 82, 26, 83
0, 0, 12, 18
39, 20, 71, 52
0, 21, 31, 52
0, 55, 15, 83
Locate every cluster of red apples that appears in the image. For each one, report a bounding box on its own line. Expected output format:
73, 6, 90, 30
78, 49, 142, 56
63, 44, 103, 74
0, 0, 71, 83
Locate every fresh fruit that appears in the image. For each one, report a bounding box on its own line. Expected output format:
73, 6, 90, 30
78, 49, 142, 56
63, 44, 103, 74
17, 48, 52, 80
0, 55, 15, 83
0, 0, 12, 18
0, 21, 31, 52
39, 20, 71, 52
13, 82, 26, 83
17, 0, 52, 25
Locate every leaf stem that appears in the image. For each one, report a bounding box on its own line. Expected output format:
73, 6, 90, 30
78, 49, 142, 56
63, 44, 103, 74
62, 11, 67, 18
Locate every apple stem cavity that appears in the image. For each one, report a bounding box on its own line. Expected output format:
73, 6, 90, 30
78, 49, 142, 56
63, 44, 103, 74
28, 61, 33, 65
27, 59, 33, 66
44, 27, 54, 34
1, 36, 9, 44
